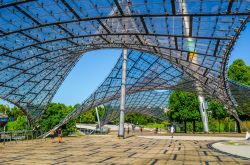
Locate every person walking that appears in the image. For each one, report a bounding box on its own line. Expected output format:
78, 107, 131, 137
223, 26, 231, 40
170, 125, 175, 138
50, 129, 55, 143
140, 126, 143, 133
155, 127, 158, 134
132, 124, 135, 132
57, 128, 63, 143
127, 126, 130, 135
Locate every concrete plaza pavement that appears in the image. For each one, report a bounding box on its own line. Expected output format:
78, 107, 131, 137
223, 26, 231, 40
0, 134, 249, 165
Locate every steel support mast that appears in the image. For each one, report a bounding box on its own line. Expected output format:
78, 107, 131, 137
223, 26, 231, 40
181, 0, 209, 132
95, 107, 101, 129
118, 48, 127, 137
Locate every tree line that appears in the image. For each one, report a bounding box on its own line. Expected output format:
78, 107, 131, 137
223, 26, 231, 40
0, 103, 162, 135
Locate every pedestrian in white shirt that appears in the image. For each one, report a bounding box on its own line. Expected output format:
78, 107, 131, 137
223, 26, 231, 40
170, 125, 175, 138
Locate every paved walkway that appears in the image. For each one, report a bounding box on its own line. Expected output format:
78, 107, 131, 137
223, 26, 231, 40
0, 135, 249, 165
213, 141, 250, 159
139, 135, 245, 141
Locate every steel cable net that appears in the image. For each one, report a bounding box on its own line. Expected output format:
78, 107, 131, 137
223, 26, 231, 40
52, 50, 250, 130
228, 80, 250, 116
55, 50, 194, 128
101, 90, 170, 126
0, 0, 249, 124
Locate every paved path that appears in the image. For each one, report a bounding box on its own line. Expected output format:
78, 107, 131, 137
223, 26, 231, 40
213, 141, 250, 158
139, 135, 245, 141
0, 135, 249, 165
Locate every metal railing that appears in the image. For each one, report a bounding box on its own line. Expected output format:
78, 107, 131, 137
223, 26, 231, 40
0, 130, 46, 145
79, 127, 110, 135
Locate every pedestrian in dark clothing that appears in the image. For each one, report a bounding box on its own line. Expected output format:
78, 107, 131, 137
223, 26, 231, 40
57, 128, 63, 143
50, 129, 55, 143
140, 126, 143, 133
155, 127, 158, 134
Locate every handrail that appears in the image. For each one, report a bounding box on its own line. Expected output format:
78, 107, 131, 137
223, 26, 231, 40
0, 130, 46, 145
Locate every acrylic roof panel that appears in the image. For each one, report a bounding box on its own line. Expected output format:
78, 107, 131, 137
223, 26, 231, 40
0, 0, 249, 123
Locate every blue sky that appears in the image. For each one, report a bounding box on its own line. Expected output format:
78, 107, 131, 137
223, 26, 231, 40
52, 49, 121, 105
0, 25, 250, 106
228, 24, 250, 65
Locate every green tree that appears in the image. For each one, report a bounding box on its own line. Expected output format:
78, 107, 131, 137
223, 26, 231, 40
1, 106, 30, 131
7, 116, 30, 131
8, 106, 24, 120
0, 104, 10, 114
228, 59, 250, 86
207, 100, 227, 133
96, 107, 105, 120
77, 106, 110, 124
78, 110, 96, 123
39, 103, 76, 135
124, 110, 162, 126
228, 59, 250, 132
167, 91, 200, 133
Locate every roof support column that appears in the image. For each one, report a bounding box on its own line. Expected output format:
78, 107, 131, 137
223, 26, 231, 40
191, 52, 209, 132
197, 93, 209, 132
192, 55, 209, 133
118, 48, 127, 138
95, 107, 101, 130
180, 0, 209, 133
